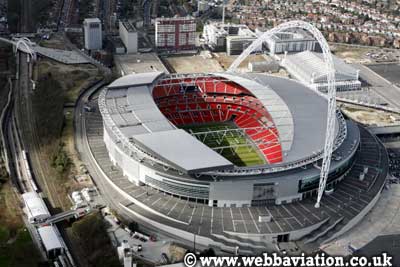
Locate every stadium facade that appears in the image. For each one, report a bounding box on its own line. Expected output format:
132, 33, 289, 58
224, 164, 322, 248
100, 72, 356, 206
95, 71, 387, 250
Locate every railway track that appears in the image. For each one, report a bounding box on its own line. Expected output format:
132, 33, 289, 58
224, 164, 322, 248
1, 51, 78, 267
14, 52, 68, 209
6, 112, 32, 192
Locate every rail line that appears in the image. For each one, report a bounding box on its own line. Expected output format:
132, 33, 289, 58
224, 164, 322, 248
0, 51, 77, 266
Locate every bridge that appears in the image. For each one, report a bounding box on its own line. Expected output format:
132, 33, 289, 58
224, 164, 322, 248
0, 36, 89, 64
0, 36, 36, 60
37, 207, 91, 226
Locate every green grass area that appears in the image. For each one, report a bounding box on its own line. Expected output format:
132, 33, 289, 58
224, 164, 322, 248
181, 123, 265, 166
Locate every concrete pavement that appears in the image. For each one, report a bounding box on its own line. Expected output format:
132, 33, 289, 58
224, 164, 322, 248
354, 63, 400, 109
322, 184, 400, 256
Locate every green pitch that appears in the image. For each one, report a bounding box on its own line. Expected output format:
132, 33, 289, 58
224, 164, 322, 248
181, 123, 265, 166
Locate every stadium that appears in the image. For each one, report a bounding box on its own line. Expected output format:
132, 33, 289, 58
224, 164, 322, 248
88, 22, 388, 252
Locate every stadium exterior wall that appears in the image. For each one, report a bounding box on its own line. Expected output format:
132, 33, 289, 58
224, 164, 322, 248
103, 120, 359, 208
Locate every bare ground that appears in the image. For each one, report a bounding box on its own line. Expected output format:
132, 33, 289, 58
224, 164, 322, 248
164, 53, 224, 73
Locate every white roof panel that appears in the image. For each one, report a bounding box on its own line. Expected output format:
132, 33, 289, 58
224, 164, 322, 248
284, 51, 359, 83
133, 129, 234, 173
108, 72, 164, 88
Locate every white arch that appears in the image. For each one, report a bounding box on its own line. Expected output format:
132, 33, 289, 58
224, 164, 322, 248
228, 20, 336, 208
15, 38, 37, 61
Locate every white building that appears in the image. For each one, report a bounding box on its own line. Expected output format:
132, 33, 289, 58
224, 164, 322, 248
83, 18, 102, 50
256, 29, 317, 55
282, 51, 361, 92
119, 20, 138, 54
203, 22, 261, 55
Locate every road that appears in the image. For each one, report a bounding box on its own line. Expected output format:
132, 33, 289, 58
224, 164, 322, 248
355, 63, 400, 109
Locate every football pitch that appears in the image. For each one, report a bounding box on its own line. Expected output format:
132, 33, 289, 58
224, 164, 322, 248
181, 123, 265, 166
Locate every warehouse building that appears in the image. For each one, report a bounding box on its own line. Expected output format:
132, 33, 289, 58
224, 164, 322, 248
155, 16, 196, 51
282, 50, 361, 92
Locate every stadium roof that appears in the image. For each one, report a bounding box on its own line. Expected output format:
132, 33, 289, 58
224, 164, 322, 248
105, 73, 175, 136
103, 72, 234, 173
133, 129, 234, 173
216, 73, 294, 151
108, 72, 164, 88
246, 74, 339, 162
283, 51, 359, 83
102, 72, 340, 171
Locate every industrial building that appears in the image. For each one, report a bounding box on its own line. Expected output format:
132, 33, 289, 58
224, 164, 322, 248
282, 50, 361, 92
257, 29, 317, 55
83, 18, 102, 51
203, 22, 261, 55
119, 20, 138, 54
155, 16, 196, 51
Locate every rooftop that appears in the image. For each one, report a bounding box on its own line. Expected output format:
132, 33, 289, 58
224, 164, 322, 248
38, 226, 64, 252
114, 53, 169, 75
283, 51, 360, 82
83, 18, 101, 24
133, 129, 234, 173
155, 16, 195, 22
101, 72, 339, 172
120, 20, 137, 33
